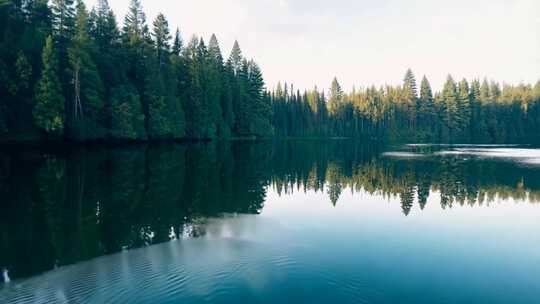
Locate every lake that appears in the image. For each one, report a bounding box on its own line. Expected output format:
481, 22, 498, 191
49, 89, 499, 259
1, 141, 539, 303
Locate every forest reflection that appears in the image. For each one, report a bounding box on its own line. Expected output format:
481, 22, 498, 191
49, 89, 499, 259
1, 140, 539, 281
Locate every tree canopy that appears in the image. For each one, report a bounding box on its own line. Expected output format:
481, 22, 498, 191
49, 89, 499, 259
0, 0, 538, 143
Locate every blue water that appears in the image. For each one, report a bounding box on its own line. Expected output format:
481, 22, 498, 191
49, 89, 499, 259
1, 142, 539, 303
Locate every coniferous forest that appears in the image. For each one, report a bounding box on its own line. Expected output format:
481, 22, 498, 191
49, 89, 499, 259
1, 0, 539, 144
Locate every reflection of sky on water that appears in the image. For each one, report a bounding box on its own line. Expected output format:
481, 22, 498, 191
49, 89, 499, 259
386, 146, 540, 167
2, 143, 540, 303
2, 186, 539, 304
438, 148, 540, 166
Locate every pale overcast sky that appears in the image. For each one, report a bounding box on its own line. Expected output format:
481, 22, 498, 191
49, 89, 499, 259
86, 0, 539, 92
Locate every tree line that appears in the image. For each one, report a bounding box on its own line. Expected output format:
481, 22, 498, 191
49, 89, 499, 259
1, 1, 538, 143
0, 0, 271, 142
272, 71, 540, 143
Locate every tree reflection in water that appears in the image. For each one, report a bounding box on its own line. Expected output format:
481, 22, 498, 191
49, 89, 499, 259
0, 140, 539, 281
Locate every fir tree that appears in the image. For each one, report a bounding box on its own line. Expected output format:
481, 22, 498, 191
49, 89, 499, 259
33, 36, 65, 135
441, 75, 459, 141
50, 0, 75, 41
152, 13, 171, 69
418, 76, 436, 139
172, 27, 182, 56
123, 0, 148, 44
67, 0, 105, 140
457, 78, 471, 140
109, 84, 146, 140
227, 40, 242, 75
328, 77, 343, 115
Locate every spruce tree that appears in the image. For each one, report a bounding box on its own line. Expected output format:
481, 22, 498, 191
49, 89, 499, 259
34, 36, 65, 135
51, 0, 75, 42
228, 40, 243, 75
470, 79, 484, 141
418, 76, 435, 139
457, 79, 471, 140
328, 77, 343, 115
441, 75, 459, 141
403, 68, 418, 132
123, 0, 147, 44
403, 68, 418, 98
247, 60, 271, 136
67, 0, 105, 140
152, 13, 171, 69
172, 27, 182, 56
147, 13, 184, 139
480, 79, 490, 103
109, 84, 146, 140
208, 34, 229, 137
93, 0, 119, 51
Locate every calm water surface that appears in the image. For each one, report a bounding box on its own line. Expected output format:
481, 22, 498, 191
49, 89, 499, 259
1, 141, 539, 303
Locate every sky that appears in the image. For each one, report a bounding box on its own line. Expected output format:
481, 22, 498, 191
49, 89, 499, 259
86, 0, 540, 92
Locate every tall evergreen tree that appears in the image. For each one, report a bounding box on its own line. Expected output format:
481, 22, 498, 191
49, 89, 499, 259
33, 36, 65, 135
123, 0, 148, 44
247, 60, 271, 136
457, 78, 471, 140
152, 13, 170, 69
441, 75, 459, 141
403, 68, 418, 98
109, 84, 146, 140
418, 76, 436, 139
66, 0, 105, 140
328, 77, 343, 115
228, 40, 242, 75
207, 34, 229, 137
50, 0, 75, 42
480, 78, 490, 103
403, 68, 418, 131
172, 27, 182, 56
147, 13, 184, 139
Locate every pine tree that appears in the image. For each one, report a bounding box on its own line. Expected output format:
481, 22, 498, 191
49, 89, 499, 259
441, 75, 459, 141
152, 13, 171, 69
51, 0, 75, 42
234, 59, 251, 134
184, 36, 216, 139
247, 60, 271, 136
418, 76, 436, 140
457, 78, 471, 140
207, 34, 228, 137
34, 36, 65, 135
123, 0, 148, 44
172, 27, 182, 56
470, 79, 484, 141
145, 13, 184, 139
403, 68, 418, 132
109, 84, 146, 140
93, 0, 119, 50
480, 78, 490, 103
328, 77, 343, 115
228, 40, 242, 75
67, 0, 105, 140
403, 68, 418, 98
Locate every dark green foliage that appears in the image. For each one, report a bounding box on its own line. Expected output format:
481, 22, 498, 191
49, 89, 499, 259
172, 27, 182, 56
418, 76, 436, 141
152, 13, 170, 68
4, 140, 540, 280
328, 77, 343, 115
109, 84, 145, 140
272, 70, 540, 143
0, 1, 537, 143
67, 0, 105, 141
33, 36, 64, 135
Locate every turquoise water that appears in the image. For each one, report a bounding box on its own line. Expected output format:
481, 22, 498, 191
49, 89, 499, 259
1, 141, 539, 303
